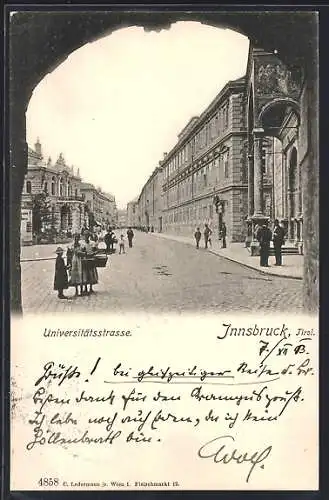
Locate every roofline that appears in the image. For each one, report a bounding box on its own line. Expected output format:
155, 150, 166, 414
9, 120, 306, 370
162, 75, 246, 163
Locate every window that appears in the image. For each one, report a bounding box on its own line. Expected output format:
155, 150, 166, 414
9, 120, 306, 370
44, 182, 48, 193
26, 181, 31, 194
223, 103, 229, 129
51, 176, 56, 195
59, 178, 63, 196
224, 150, 229, 178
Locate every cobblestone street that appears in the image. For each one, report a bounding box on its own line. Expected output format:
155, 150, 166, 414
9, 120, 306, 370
21, 232, 303, 314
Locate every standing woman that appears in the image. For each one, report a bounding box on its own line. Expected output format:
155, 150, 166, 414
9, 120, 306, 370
81, 232, 98, 294
67, 234, 84, 296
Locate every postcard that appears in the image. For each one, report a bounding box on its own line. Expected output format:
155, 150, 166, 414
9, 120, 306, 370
9, 9, 319, 492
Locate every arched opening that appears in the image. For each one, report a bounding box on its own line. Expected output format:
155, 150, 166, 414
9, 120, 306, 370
59, 177, 64, 197
51, 176, 56, 195
258, 99, 301, 245
9, 12, 319, 313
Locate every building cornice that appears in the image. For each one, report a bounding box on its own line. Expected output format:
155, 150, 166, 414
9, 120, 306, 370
162, 77, 246, 163
163, 130, 247, 189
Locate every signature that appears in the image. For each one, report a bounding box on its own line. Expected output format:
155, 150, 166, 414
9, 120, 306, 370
197, 434, 272, 483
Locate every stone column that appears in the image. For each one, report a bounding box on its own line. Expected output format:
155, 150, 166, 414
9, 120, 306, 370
247, 153, 254, 217
253, 129, 264, 217
282, 151, 287, 218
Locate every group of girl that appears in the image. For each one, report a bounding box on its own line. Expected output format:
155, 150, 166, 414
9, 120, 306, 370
54, 232, 99, 299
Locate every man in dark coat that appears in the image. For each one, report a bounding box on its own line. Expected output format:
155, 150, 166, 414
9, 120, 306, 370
194, 227, 201, 249
104, 230, 112, 254
53, 247, 69, 299
127, 228, 134, 248
273, 219, 285, 266
204, 224, 212, 249
256, 222, 272, 267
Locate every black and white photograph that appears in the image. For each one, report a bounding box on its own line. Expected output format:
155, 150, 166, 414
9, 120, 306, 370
8, 9, 319, 493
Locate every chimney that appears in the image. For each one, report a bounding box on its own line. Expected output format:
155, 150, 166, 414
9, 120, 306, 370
35, 138, 42, 156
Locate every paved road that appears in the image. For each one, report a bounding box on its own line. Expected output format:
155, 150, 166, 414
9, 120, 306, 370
21, 232, 303, 314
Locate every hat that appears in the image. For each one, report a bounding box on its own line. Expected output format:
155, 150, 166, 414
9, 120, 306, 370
55, 247, 64, 254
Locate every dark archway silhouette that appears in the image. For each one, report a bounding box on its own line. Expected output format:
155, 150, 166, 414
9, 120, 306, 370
9, 11, 319, 312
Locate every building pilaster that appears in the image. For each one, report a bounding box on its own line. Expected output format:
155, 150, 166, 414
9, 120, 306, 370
253, 129, 264, 218
247, 152, 254, 217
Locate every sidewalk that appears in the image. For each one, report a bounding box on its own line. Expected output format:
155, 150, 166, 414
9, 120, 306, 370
151, 232, 303, 280
21, 241, 73, 262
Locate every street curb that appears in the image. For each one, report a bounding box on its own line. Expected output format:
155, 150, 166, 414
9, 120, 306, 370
207, 249, 303, 280
151, 233, 303, 281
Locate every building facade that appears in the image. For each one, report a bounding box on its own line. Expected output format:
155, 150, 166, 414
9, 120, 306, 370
245, 46, 303, 252
133, 45, 303, 251
160, 77, 247, 243
80, 183, 117, 228
21, 139, 118, 244
138, 164, 164, 232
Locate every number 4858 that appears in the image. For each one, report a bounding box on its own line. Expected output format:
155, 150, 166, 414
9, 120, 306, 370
38, 478, 59, 487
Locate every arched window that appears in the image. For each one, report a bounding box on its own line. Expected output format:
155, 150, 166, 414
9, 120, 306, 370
26, 181, 31, 194
44, 182, 48, 193
51, 176, 56, 195
59, 178, 63, 197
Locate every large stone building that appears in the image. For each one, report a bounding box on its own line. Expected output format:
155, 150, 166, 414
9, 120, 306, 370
21, 139, 117, 243
134, 45, 304, 252
161, 76, 247, 242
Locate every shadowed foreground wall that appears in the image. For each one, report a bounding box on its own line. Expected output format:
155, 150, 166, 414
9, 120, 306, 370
9, 11, 318, 312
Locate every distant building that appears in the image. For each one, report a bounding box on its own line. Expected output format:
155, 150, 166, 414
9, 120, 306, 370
137, 163, 164, 231
80, 183, 118, 228
21, 139, 118, 243
117, 209, 127, 228
126, 198, 139, 228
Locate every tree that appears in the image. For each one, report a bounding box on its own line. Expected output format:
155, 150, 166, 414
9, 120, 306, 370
32, 192, 52, 234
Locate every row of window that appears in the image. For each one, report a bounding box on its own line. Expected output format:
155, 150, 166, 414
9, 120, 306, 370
25, 178, 81, 198
164, 204, 215, 225
164, 151, 230, 208
164, 101, 230, 179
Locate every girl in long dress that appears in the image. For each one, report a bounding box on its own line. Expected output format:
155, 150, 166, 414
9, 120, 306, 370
67, 234, 84, 296
81, 233, 98, 295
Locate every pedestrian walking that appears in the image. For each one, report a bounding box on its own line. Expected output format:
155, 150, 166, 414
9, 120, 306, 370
127, 227, 134, 248
273, 219, 285, 266
119, 234, 125, 254
67, 234, 85, 296
220, 222, 227, 248
256, 221, 272, 267
53, 247, 69, 299
204, 223, 212, 249
194, 227, 201, 248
